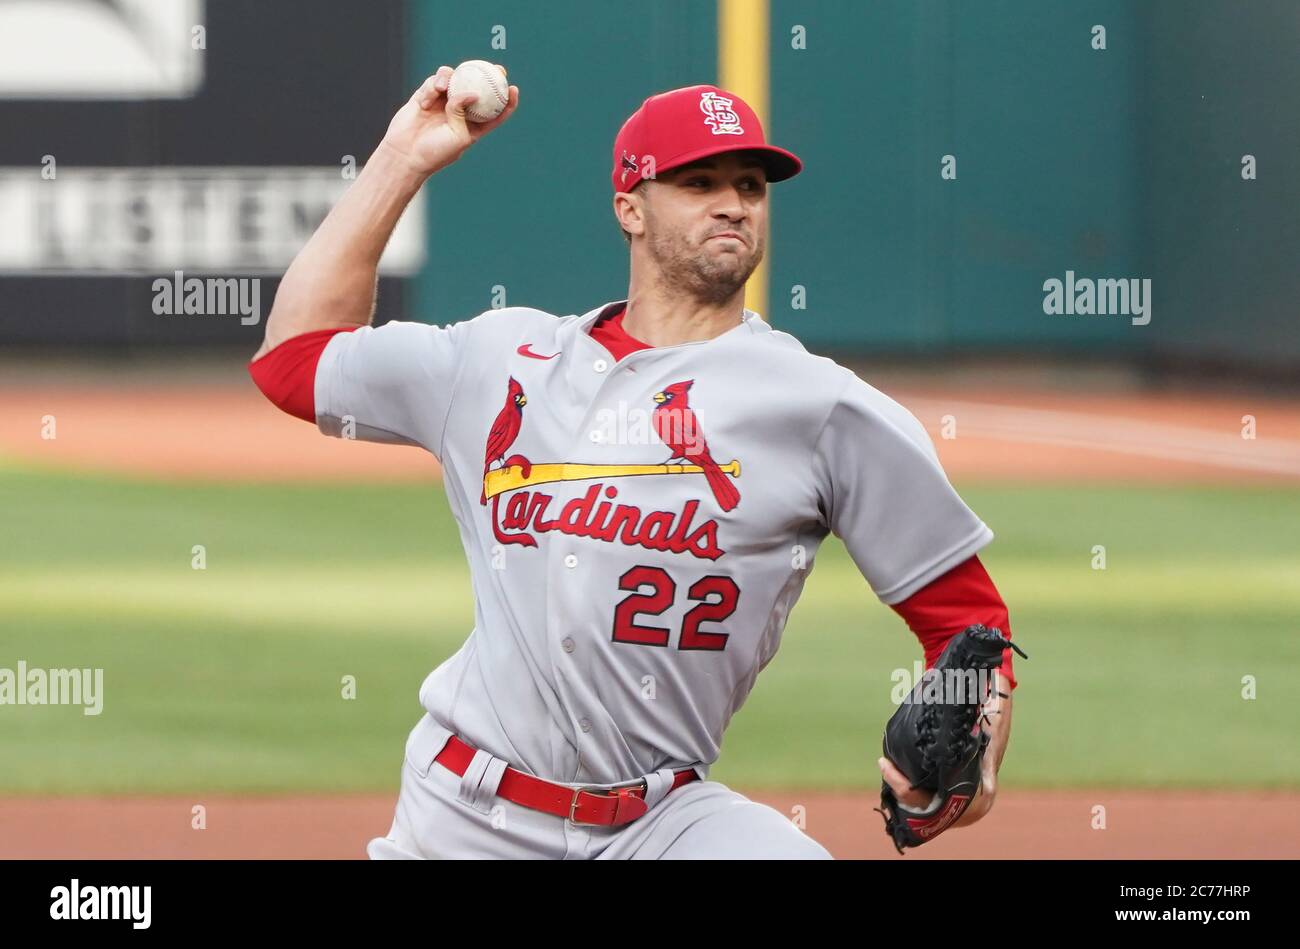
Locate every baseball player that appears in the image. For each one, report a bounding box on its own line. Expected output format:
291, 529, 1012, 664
248, 68, 1019, 859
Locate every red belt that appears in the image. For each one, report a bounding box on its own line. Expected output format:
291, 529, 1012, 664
434, 734, 699, 827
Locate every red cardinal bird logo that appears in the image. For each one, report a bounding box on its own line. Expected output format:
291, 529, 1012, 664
652, 379, 740, 512
481, 377, 529, 505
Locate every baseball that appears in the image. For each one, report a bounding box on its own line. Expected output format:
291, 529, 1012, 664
448, 60, 509, 123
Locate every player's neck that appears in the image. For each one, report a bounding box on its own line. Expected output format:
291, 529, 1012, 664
620, 288, 745, 348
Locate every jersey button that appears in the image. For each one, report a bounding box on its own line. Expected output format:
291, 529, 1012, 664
589, 430, 603, 443
564, 554, 578, 568
592, 359, 608, 373
561, 637, 575, 653
579, 718, 592, 733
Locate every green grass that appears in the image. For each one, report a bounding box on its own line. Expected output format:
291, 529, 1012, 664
1, 465, 1297, 793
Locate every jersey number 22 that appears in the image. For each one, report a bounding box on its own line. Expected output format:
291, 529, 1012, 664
611, 565, 739, 651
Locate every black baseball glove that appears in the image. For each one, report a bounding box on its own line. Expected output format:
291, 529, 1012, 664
875, 623, 1027, 853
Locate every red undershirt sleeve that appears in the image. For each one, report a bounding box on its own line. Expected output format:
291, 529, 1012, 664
247, 327, 359, 423
888, 553, 1018, 691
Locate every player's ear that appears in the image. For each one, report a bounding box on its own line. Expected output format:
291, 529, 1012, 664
613, 189, 647, 239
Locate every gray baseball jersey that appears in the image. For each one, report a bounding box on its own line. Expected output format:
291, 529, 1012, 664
314, 300, 993, 788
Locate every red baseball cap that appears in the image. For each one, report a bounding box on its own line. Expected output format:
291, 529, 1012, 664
612, 84, 802, 194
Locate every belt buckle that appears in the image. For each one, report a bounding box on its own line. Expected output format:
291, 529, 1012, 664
567, 786, 597, 824
568, 781, 647, 826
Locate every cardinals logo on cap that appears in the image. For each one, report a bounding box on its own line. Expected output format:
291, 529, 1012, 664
699, 91, 744, 136
619, 151, 639, 185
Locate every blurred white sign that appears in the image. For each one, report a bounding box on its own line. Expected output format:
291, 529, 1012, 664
0, 0, 204, 99
0, 167, 426, 275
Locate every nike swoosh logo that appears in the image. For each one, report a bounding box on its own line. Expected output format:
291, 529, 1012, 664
517, 343, 559, 360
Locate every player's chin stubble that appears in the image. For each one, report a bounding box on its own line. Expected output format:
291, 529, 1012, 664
647, 222, 764, 305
